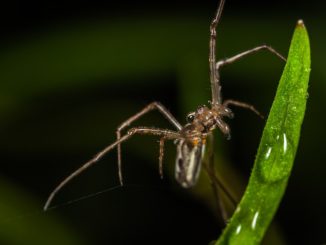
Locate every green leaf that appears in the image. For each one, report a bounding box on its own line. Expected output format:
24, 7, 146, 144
216, 20, 311, 245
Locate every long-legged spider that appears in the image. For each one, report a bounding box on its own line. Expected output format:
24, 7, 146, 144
44, 0, 286, 219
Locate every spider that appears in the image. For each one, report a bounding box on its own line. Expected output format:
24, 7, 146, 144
43, 0, 286, 220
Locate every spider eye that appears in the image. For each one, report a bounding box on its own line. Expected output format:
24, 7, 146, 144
186, 113, 195, 122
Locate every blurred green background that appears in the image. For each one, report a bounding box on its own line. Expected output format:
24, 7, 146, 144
0, 0, 324, 244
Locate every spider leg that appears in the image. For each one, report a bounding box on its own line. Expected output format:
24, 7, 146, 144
223, 99, 264, 119
211, 45, 286, 104
209, 0, 226, 105
116, 101, 181, 185
44, 127, 180, 211
159, 137, 167, 179
202, 134, 237, 224
204, 162, 239, 224
205, 163, 228, 224
216, 45, 286, 72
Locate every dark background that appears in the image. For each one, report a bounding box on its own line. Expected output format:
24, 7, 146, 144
0, 0, 325, 244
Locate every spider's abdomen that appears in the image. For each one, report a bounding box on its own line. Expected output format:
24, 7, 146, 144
175, 139, 205, 188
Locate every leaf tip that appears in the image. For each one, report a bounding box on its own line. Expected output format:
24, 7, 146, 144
296, 19, 305, 28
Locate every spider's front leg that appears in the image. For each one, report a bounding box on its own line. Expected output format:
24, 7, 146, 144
215, 46, 286, 118
210, 44, 286, 105
223, 99, 264, 119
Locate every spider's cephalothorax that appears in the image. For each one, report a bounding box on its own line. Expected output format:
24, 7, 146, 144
175, 103, 233, 187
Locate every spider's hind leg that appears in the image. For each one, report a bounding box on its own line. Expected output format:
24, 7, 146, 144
202, 134, 237, 224
116, 102, 182, 185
